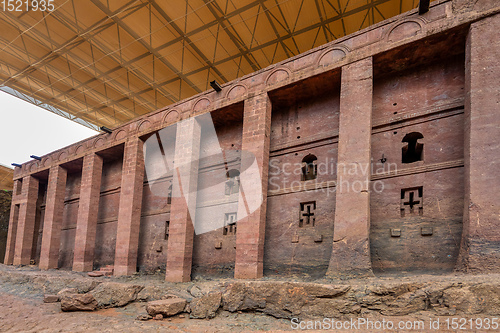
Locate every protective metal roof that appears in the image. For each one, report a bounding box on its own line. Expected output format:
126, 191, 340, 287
0, 0, 423, 130
0, 164, 14, 190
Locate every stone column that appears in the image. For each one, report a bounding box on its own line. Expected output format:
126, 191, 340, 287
234, 93, 272, 279
73, 153, 103, 272
114, 137, 145, 276
4, 180, 22, 264
13, 176, 39, 265
39, 166, 67, 270
326, 57, 374, 278
165, 118, 201, 282
458, 14, 500, 273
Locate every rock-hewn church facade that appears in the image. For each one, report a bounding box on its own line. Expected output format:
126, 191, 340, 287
4, 0, 499, 282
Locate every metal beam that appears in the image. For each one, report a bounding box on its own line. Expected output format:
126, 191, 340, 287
90, 0, 202, 95
418, 0, 430, 14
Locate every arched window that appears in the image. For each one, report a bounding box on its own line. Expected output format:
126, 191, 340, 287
402, 132, 424, 164
301, 154, 317, 181
225, 169, 240, 195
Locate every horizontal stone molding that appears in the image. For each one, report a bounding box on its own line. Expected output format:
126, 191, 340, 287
268, 180, 337, 197
271, 132, 339, 155
371, 159, 464, 181
372, 98, 465, 133
12, 0, 500, 181
60, 208, 171, 231
196, 197, 238, 209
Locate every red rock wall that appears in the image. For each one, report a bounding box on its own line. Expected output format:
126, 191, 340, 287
265, 80, 340, 278
6, 1, 499, 279
370, 53, 465, 273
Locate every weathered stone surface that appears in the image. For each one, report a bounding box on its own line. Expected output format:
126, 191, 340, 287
87, 271, 104, 277
136, 286, 164, 302
146, 298, 187, 317
187, 285, 204, 298
221, 278, 500, 319
46, 279, 100, 294
0, 190, 12, 265
301, 284, 350, 298
302, 298, 359, 318
43, 294, 59, 303
89, 282, 143, 308
136, 314, 152, 321
60, 294, 97, 311
223, 281, 350, 318
137, 286, 192, 302
57, 288, 78, 297
380, 290, 427, 316
327, 57, 373, 279
190, 292, 222, 319
469, 283, 500, 315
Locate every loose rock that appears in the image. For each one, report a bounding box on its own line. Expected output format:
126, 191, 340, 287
89, 282, 143, 308
188, 285, 204, 298
60, 294, 98, 312
43, 295, 59, 303
136, 314, 152, 321
190, 292, 222, 319
146, 297, 187, 317
57, 288, 78, 297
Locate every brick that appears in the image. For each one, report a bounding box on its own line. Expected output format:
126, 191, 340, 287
235, 93, 272, 279
4, 180, 21, 264
114, 137, 145, 276
165, 118, 201, 282
13, 176, 39, 266
73, 153, 103, 272
326, 58, 374, 278
39, 166, 67, 270
457, 14, 500, 273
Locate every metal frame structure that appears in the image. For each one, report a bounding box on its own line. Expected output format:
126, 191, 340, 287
0, 0, 421, 129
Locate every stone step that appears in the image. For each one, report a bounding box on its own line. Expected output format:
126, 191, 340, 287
97, 265, 114, 276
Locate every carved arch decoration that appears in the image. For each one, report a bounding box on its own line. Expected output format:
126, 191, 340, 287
266, 67, 291, 87
317, 45, 350, 67
386, 19, 425, 43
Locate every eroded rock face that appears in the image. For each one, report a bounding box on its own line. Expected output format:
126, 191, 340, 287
190, 292, 222, 319
89, 282, 144, 308
222, 281, 350, 318
60, 294, 98, 312
57, 288, 78, 297
43, 295, 59, 303
146, 297, 187, 317
221, 280, 500, 319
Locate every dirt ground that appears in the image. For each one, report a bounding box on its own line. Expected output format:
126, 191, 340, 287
0, 265, 498, 332
0, 265, 293, 333
0, 289, 292, 333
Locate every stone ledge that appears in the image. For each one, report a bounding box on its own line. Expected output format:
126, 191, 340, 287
0, 264, 499, 319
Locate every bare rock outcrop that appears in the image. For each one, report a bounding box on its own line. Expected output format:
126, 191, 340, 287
89, 282, 143, 308
146, 297, 187, 317
60, 293, 98, 311
190, 292, 222, 319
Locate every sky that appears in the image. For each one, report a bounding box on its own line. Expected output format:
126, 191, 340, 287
0, 91, 98, 167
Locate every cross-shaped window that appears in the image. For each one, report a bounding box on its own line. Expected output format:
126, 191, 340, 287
223, 212, 237, 235
299, 201, 316, 227
400, 187, 423, 217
